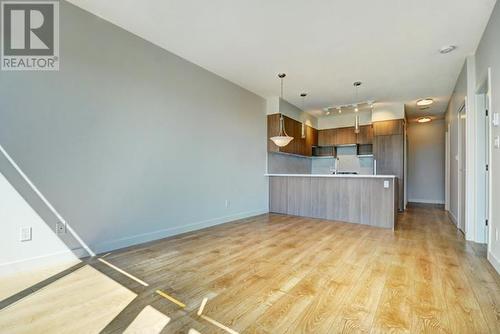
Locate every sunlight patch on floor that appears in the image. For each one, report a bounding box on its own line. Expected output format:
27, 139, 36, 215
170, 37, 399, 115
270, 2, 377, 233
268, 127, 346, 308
0, 258, 81, 301
123, 305, 170, 334
188, 329, 202, 334
0, 265, 136, 334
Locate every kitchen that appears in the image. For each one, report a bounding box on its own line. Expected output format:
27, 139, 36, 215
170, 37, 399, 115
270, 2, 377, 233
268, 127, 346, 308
266, 78, 405, 230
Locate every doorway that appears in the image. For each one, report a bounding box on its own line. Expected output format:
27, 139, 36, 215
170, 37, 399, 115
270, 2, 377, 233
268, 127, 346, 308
458, 103, 467, 233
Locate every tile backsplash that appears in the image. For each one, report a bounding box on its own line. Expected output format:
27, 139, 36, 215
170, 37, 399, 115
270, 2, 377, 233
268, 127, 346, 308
335, 146, 374, 175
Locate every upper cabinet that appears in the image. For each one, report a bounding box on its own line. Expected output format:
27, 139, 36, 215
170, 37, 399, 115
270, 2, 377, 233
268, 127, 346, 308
318, 128, 336, 146
318, 126, 372, 146
373, 119, 404, 136
305, 124, 318, 156
269, 115, 377, 155
268, 114, 317, 156
356, 125, 373, 144
335, 127, 357, 145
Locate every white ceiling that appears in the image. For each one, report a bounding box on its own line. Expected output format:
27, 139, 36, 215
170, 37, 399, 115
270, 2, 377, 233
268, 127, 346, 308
68, 0, 496, 120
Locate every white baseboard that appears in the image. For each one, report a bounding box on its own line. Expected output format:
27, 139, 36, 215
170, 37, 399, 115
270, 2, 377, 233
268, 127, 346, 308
488, 251, 500, 275
0, 248, 85, 276
90, 209, 269, 254
448, 211, 458, 226
408, 199, 445, 205
0, 210, 268, 276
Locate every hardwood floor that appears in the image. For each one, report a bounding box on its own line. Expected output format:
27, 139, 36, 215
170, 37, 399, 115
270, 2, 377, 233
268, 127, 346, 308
1, 205, 500, 333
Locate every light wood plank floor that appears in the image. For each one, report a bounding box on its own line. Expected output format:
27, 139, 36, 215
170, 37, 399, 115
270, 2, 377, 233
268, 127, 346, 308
2, 205, 500, 333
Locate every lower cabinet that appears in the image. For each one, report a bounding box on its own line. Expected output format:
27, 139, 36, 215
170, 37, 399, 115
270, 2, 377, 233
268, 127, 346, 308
269, 176, 396, 229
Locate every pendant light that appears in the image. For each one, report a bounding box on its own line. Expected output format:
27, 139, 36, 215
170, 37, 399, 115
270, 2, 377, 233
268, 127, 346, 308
355, 115, 360, 134
270, 73, 294, 147
300, 93, 307, 139
353, 82, 362, 134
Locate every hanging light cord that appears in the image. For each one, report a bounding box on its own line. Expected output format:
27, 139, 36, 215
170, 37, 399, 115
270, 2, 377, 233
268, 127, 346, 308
278, 74, 289, 137
279, 115, 288, 136
280, 77, 284, 99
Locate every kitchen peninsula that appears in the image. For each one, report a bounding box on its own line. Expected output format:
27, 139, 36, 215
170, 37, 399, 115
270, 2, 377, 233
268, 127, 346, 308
267, 174, 397, 229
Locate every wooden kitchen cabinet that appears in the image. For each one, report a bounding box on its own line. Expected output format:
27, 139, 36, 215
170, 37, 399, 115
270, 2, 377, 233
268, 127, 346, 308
357, 125, 373, 144
373, 119, 404, 136
318, 129, 336, 146
318, 126, 357, 146
280, 116, 299, 155
268, 114, 316, 156
305, 125, 318, 156
373, 120, 405, 211
335, 127, 357, 145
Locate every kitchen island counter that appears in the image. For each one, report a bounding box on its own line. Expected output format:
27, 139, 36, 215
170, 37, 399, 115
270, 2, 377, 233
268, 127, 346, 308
267, 174, 397, 229
266, 173, 396, 178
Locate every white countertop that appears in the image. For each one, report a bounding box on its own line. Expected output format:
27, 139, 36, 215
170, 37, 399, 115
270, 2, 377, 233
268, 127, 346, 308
265, 173, 396, 179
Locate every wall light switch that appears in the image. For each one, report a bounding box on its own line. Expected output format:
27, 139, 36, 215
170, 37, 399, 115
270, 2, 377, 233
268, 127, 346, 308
493, 112, 500, 127
20, 227, 32, 242
384, 180, 390, 189
495, 136, 500, 149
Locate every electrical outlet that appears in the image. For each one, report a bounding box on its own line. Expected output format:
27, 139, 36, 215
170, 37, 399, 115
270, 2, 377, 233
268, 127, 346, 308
225, 200, 230, 208
383, 180, 390, 189
55, 222, 66, 234
20, 227, 32, 242
495, 136, 500, 149
496, 229, 499, 242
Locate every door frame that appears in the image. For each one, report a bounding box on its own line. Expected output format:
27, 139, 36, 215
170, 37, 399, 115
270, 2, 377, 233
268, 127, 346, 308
487, 68, 494, 254
445, 124, 450, 211
458, 102, 467, 233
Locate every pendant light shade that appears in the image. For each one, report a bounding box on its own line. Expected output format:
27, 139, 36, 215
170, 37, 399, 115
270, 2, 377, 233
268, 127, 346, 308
354, 115, 360, 134
271, 114, 293, 147
270, 73, 293, 147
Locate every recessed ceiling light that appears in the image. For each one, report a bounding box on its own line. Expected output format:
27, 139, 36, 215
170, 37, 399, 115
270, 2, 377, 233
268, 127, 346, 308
326, 111, 331, 115
417, 98, 434, 106
417, 117, 432, 123
440, 45, 457, 54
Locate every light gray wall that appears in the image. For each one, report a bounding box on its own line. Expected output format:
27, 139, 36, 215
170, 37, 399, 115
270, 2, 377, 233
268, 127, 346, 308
475, 1, 500, 263
407, 120, 445, 204
278, 98, 318, 129
446, 62, 467, 221
0, 1, 268, 256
